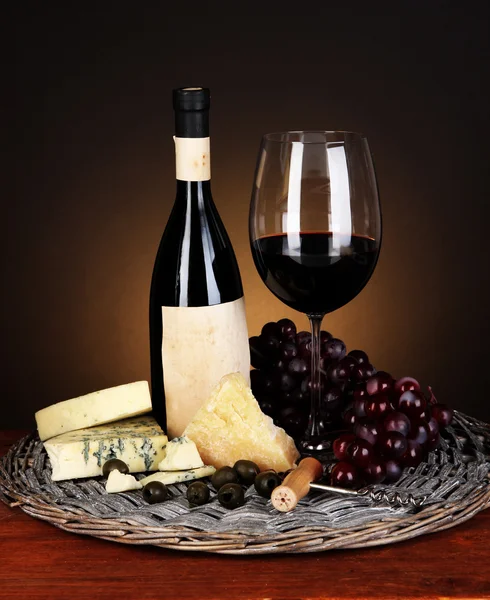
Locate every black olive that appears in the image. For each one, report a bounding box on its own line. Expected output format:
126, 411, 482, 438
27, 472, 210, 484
233, 460, 260, 486
143, 481, 168, 504
217, 483, 245, 510
102, 458, 129, 478
186, 481, 210, 506
211, 466, 239, 491
254, 470, 282, 498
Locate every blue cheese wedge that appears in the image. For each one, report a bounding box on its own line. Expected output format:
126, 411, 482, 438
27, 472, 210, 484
139, 465, 216, 486
36, 381, 152, 441
106, 470, 142, 493
44, 416, 168, 481
158, 436, 205, 471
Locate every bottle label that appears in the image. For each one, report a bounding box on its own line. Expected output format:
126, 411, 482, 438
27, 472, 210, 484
174, 137, 211, 181
161, 297, 250, 438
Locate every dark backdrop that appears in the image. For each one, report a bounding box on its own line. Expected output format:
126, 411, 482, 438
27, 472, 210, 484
6, 2, 490, 428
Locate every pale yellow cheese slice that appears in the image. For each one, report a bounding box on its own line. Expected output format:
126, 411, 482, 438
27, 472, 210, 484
183, 372, 300, 472
36, 381, 152, 441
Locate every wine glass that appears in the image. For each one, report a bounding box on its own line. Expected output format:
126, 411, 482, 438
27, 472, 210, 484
249, 131, 381, 454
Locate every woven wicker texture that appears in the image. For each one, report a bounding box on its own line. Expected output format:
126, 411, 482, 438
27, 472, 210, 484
1, 411, 489, 554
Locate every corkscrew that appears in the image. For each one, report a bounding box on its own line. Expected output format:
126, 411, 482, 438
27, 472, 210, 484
271, 458, 427, 512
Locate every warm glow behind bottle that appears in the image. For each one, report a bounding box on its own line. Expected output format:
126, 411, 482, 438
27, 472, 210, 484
149, 87, 250, 437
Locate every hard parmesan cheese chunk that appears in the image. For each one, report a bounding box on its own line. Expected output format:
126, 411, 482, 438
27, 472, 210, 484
139, 465, 216, 487
106, 470, 142, 493
35, 381, 152, 441
183, 373, 300, 472
43, 416, 168, 481
158, 436, 204, 471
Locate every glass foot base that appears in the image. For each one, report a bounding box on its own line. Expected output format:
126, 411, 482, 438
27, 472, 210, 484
298, 429, 348, 459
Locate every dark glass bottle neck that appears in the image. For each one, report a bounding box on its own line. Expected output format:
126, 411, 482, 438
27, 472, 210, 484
175, 180, 212, 201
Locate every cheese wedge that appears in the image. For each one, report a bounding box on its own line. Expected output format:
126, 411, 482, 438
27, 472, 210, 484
106, 470, 142, 493
139, 465, 216, 487
184, 373, 300, 472
158, 436, 204, 471
36, 381, 153, 441
44, 416, 168, 481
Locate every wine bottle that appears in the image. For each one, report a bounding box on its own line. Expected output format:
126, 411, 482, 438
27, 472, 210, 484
149, 87, 250, 438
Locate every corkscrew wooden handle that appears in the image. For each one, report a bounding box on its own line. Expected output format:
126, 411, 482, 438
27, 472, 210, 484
271, 457, 323, 512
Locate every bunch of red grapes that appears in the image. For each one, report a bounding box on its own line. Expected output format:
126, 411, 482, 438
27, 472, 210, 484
250, 318, 454, 488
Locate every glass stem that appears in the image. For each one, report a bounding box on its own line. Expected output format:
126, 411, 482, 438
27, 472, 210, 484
306, 314, 324, 440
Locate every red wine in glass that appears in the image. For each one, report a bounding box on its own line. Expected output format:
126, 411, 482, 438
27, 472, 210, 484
251, 232, 379, 315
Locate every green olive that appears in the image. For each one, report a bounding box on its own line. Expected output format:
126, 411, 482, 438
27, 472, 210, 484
217, 483, 245, 510
211, 466, 239, 491
102, 458, 129, 478
143, 481, 168, 504
233, 460, 260, 486
186, 481, 210, 506
254, 470, 281, 498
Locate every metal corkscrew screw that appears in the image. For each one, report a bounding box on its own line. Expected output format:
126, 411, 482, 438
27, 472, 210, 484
309, 482, 427, 508
271, 458, 427, 512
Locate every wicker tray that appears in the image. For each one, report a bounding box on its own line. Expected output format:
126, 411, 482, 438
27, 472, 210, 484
1, 411, 489, 555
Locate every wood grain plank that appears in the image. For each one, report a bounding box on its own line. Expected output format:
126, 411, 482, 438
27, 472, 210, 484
1, 431, 489, 600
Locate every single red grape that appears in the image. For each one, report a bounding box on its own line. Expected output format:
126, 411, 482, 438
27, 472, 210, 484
348, 349, 369, 365
352, 365, 369, 382
354, 418, 380, 446
278, 406, 307, 438
298, 339, 312, 359
426, 433, 441, 451
340, 355, 358, 372
323, 387, 342, 413
276, 318, 297, 341
288, 357, 310, 378
343, 408, 357, 428
365, 393, 393, 419
327, 360, 350, 384
333, 433, 356, 460
402, 439, 425, 467
383, 411, 411, 436
385, 460, 403, 483
296, 331, 311, 344
353, 387, 367, 398
353, 396, 367, 418
408, 420, 430, 445
363, 363, 376, 378
366, 371, 393, 396
331, 461, 360, 489
323, 338, 346, 361
396, 390, 427, 420
272, 369, 296, 393
320, 330, 333, 344
431, 403, 454, 428
363, 459, 386, 484
261, 322, 281, 339
289, 387, 307, 406
377, 432, 408, 459
394, 376, 421, 395
347, 438, 375, 468
261, 334, 281, 358
279, 342, 298, 362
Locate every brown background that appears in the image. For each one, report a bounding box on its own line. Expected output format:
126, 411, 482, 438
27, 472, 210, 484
5, 2, 490, 428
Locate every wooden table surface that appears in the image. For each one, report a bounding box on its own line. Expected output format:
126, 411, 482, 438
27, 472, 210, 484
0, 430, 489, 600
